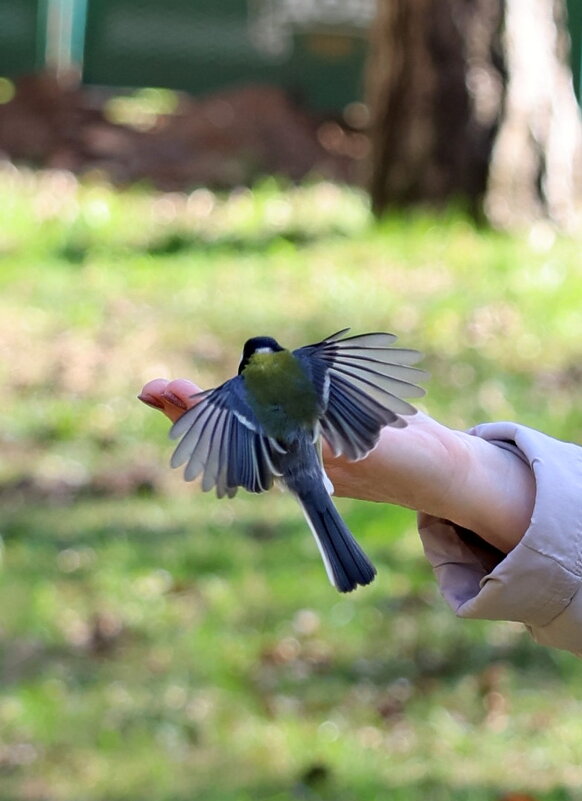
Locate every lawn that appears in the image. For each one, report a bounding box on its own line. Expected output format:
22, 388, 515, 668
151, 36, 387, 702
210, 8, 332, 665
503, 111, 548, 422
1, 165, 582, 800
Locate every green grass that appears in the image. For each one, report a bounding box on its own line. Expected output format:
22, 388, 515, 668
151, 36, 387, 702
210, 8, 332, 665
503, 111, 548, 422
1, 166, 582, 800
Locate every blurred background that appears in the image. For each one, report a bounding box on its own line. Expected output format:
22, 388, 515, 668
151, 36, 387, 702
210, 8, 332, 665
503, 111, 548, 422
1, 1, 582, 800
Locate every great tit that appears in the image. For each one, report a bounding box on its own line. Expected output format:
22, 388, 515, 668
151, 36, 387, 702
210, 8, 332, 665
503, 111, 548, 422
169, 328, 426, 592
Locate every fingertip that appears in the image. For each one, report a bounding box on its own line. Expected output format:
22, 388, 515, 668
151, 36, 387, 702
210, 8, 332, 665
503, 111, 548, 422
164, 378, 203, 409
140, 378, 170, 398
138, 378, 170, 410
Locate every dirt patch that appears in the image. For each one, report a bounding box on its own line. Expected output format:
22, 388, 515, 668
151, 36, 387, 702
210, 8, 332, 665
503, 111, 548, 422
0, 73, 367, 189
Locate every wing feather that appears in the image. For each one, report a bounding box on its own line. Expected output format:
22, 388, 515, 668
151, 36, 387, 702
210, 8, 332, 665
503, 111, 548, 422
169, 376, 281, 496
329, 367, 419, 416
170, 402, 215, 470
184, 405, 224, 482
201, 407, 229, 491
214, 413, 233, 498
335, 347, 423, 366
294, 329, 426, 460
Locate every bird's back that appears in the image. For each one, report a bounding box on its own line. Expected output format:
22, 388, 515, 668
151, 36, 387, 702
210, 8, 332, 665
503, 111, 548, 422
242, 350, 320, 441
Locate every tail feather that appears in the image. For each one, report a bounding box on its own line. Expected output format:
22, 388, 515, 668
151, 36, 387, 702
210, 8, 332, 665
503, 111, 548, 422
297, 488, 376, 592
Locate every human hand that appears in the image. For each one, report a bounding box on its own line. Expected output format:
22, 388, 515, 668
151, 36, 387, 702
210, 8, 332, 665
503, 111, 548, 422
139, 378, 534, 554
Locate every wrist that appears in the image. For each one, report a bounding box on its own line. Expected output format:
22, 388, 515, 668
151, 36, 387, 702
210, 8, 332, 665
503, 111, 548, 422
442, 432, 535, 553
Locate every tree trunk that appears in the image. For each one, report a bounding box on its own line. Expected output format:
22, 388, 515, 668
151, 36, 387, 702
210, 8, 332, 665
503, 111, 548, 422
367, 0, 582, 229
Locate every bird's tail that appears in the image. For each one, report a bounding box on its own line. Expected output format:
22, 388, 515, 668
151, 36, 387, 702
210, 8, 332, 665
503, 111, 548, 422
295, 485, 376, 593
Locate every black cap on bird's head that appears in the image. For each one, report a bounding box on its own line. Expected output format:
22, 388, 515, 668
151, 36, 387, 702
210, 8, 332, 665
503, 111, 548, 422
238, 336, 284, 374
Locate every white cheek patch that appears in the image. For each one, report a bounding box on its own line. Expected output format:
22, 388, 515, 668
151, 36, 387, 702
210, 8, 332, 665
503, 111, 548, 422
255, 347, 275, 354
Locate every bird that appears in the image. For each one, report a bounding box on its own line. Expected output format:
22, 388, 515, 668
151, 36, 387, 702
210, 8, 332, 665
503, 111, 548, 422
169, 328, 427, 592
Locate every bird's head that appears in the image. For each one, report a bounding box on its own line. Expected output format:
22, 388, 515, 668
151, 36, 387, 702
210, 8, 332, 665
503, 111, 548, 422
238, 336, 284, 374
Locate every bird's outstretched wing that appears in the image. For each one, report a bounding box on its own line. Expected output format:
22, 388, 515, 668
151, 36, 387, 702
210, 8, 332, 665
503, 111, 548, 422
169, 377, 283, 497
294, 329, 428, 460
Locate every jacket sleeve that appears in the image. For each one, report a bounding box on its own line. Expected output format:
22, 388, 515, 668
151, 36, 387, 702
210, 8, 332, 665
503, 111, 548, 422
417, 422, 582, 656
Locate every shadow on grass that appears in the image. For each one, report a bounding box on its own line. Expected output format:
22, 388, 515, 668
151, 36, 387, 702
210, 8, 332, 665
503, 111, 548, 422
48, 225, 348, 265
143, 227, 347, 257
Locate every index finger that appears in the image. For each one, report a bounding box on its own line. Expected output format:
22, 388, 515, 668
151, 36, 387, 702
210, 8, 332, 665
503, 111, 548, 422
138, 378, 203, 423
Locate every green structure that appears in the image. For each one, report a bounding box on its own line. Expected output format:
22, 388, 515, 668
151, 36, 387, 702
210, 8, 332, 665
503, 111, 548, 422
0, 0, 47, 75
81, 0, 371, 112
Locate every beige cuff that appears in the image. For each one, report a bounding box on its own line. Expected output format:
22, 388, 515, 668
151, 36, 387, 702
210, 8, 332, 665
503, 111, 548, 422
418, 422, 582, 656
